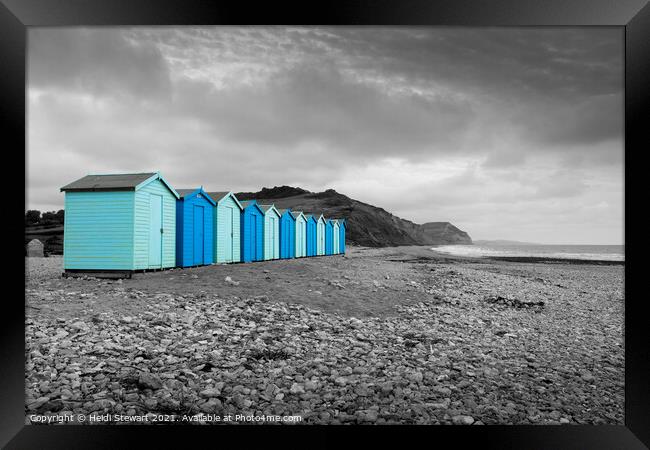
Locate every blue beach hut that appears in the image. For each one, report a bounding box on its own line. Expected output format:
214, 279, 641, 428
240, 200, 265, 263
305, 214, 318, 257
278, 209, 296, 259
325, 219, 334, 255
207, 191, 243, 264
60, 172, 179, 272
292, 211, 307, 258
259, 204, 281, 260
175, 187, 216, 267
316, 214, 326, 256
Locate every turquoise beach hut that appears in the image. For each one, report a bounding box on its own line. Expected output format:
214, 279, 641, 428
292, 211, 307, 258
206, 191, 243, 264
338, 219, 346, 254
278, 209, 296, 259
240, 200, 265, 263
332, 219, 340, 254
305, 214, 317, 257
175, 187, 216, 267
316, 214, 326, 256
260, 204, 281, 260
60, 172, 179, 272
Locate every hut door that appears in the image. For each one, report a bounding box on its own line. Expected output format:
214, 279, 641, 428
149, 194, 163, 267
224, 207, 233, 263
296, 223, 302, 256
251, 214, 257, 260
264, 217, 275, 259
271, 217, 280, 259
319, 223, 324, 253
281, 220, 286, 257
193, 205, 204, 265
287, 221, 292, 256
333, 227, 339, 253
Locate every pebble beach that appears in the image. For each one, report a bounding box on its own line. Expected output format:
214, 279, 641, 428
24, 246, 624, 425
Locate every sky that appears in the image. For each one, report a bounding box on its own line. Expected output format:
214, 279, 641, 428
27, 27, 624, 245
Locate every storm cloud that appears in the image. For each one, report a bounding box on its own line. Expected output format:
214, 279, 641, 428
27, 27, 623, 244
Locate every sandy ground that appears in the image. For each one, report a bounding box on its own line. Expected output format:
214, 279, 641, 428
24, 246, 624, 425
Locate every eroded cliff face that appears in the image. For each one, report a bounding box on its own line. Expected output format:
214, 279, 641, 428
237, 186, 472, 247
418, 222, 473, 245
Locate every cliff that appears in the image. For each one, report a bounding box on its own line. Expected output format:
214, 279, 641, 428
236, 186, 472, 247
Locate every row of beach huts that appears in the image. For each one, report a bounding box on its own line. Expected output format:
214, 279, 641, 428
59, 172, 346, 274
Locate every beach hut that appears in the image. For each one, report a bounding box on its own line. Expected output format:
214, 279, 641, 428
278, 209, 296, 259
338, 219, 346, 254
332, 219, 340, 254
240, 200, 265, 263
206, 191, 243, 264
305, 214, 317, 257
259, 204, 281, 260
316, 214, 326, 256
292, 211, 307, 258
325, 219, 334, 255
60, 172, 179, 272
175, 187, 216, 267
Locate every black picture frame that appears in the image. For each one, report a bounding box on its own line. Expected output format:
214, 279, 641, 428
2, 0, 648, 448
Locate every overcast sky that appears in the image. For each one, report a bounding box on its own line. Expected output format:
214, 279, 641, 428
27, 27, 623, 244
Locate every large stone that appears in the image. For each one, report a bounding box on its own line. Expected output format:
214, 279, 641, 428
200, 387, 222, 398
27, 397, 50, 411
27, 239, 44, 257
452, 415, 475, 425
200, 398, 222, 412
407, 371, 424, 383
138, 373, 162, 390
289, 383, 305, 394
356, 409, 379, 423
427, 398, 451, 409
304, 381, 318, 391
69, 321, 89, 332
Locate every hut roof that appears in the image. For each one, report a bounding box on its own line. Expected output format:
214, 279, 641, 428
259, 204, 281, 216
60, 172, 179, 198
61, 172, 155, 191
206, 191, 244, 210
176, 188, 217, 206
206, 191, 229, 201
176, 188, 196, 197
240, 200, 264, 215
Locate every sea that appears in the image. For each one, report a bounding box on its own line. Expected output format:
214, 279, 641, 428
431, 243, 625, 262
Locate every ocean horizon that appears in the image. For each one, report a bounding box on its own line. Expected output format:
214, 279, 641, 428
432, 242, 625, 261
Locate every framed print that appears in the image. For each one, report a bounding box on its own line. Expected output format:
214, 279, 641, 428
2, 0, 648, 448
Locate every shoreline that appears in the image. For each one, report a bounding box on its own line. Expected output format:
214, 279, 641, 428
425, 248, 624, 266
484, 256, 624, 265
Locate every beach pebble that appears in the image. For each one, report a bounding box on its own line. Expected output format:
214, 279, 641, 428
452, 415, 475, 425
